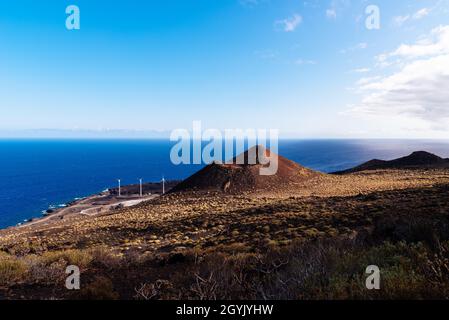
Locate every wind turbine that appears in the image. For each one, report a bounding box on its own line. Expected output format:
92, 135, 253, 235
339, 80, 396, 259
117, 179, 121, 197
139, 178, 143, 197
161, 176, 166, 195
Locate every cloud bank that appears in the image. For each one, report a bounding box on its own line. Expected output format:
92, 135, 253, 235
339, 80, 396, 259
350, 26, 449, 135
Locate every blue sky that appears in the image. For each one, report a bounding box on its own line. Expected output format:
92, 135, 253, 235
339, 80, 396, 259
1, 0, 449, 138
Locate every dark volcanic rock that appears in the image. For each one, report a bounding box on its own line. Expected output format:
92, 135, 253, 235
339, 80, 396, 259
334, 151, 449, 174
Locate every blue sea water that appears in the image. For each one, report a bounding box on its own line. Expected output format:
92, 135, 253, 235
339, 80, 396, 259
0, 139, 449, 229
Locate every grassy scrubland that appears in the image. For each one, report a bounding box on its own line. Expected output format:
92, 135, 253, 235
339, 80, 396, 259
1, 203, 448, 300
1, 169, 449, 300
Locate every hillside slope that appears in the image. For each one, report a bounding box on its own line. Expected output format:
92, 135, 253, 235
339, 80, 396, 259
170, 145, 320, 194
334, 151, 449, 174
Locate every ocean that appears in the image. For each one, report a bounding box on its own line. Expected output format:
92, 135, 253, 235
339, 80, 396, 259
0, 139, 449, 229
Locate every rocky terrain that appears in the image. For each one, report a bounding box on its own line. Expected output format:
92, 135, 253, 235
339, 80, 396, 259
1, 149, 449, 300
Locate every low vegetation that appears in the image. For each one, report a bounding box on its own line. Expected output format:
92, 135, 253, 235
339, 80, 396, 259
0, 168, 448, 299
2, 230, 449, 299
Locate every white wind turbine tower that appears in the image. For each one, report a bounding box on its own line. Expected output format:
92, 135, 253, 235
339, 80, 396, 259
161, 176, 166, 195
139, 178, 143, 197
117, 179, 121, 197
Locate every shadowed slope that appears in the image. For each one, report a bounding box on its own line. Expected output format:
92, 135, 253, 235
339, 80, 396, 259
334, 151, 449, 174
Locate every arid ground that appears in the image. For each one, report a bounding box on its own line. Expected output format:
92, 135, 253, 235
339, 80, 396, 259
1, 150, 449, 300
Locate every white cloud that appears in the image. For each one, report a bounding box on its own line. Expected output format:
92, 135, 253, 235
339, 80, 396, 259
356, 42, 368, 49
325, 0, 351, 20
352, 68, 371, 73
393, 15, 410, 27
350, 26, 449, 134
378, 25, 449, 61
295, 59, 317, 65
326, 9, 337, 19
393, 7, 431, 27
254, 49, 277, 60
340, 42, 368, 54
413, 8, 431, 19
355, 76, 381, 86
275, 14, 302, 32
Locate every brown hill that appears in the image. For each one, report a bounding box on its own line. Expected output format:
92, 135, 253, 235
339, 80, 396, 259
334, 151, 449, 174
170, 145, 319, 194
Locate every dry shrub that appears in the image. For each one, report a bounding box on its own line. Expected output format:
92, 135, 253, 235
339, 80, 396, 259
0, 252, 28, 285
22, 249, 92, 285
40, 249, 93, 268
134, 280, 174, 300
162, 236, 449, 300
80, 276, 120, 300
88, 246, 122, 270
25, 254, 67, 285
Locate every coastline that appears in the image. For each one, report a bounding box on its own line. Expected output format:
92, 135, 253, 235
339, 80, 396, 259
11, 180, 180, 230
